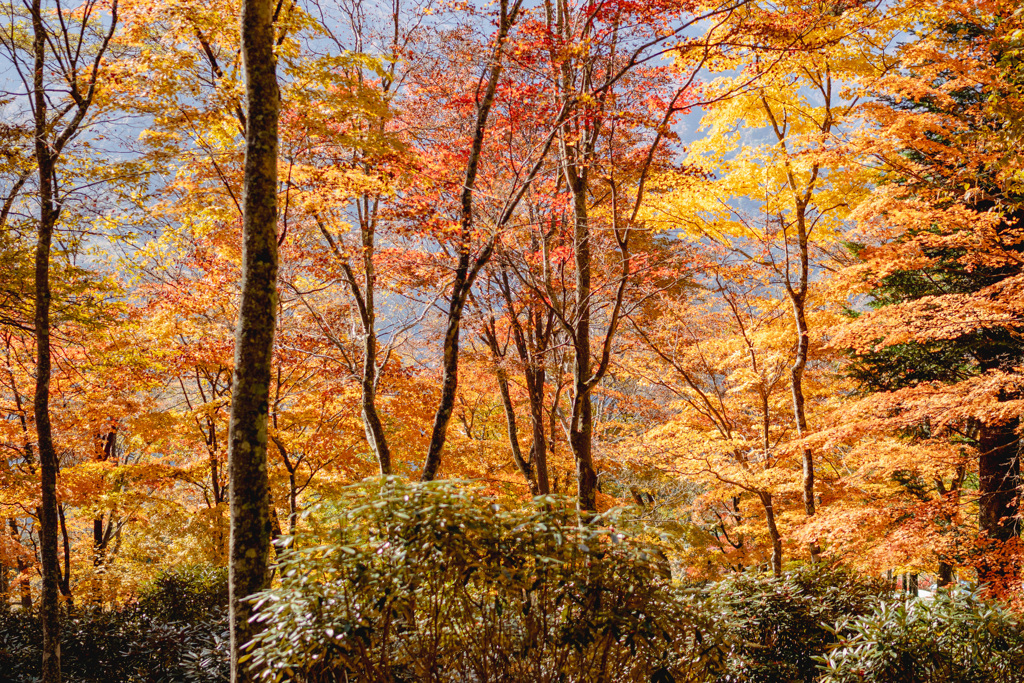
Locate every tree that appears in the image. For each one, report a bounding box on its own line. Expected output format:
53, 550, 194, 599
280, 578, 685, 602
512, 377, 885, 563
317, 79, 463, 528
416, 0, 555, 482
0, 0, 119, 678
228, 0, 278, 680
525, 0, 777, 512
628, 255, 814, 576
826, 0, 1024, 593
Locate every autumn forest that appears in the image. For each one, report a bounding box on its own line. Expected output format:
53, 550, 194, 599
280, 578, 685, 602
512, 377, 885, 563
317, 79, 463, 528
2, 0, 1024, 681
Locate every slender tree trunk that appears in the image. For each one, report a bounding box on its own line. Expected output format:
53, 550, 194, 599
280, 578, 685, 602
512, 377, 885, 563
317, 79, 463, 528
323, 219, 392, 474
498, 267, 552, 495
788, 210, 820, 565
56, 505, 71, 602
763, 90, 822, 563
91, 431, 115, 603
420, 2, 517, 480
288, 470, 298, 536
359, 321, 390, 475
422, 264, 475, 481
935, 468, 963, 589
758, 491, 783, 577
496, 365, 538, 495
567, 175, 599, 513
228, 0, 279, 679
30, 2, 61, 676
483, 321, 539, 494
525, 367, 551, 495
357, 224, 390, 474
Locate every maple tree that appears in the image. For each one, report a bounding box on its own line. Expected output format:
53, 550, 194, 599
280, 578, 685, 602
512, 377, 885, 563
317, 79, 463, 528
820, 0, 1024, 594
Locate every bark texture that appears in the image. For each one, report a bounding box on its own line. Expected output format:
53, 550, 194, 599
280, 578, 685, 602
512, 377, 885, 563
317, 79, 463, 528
228, 0, 279, 679
31, 4, 61, 665
978, 419, 1020, 542
977, 418, 1021, 590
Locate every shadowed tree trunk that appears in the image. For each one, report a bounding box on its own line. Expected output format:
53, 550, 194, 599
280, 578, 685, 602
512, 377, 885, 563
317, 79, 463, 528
978, 419, 1020, 541
25, 1, 118, 678
30, 4, 61, 676
758, 491, 783, 577
976, 417, 1020, 591
227, 0, 279, 680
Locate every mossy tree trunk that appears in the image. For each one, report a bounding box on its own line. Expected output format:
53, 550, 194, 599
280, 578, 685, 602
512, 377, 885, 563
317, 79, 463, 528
228, 0, 279, 680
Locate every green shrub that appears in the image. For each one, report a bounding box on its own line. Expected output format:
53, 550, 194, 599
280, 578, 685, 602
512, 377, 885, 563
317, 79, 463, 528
247, 478, 729, 683
710, 564, 888, 683
0, 604, 229, 682
138, 564, 229, 622
819, 588, 1024, 683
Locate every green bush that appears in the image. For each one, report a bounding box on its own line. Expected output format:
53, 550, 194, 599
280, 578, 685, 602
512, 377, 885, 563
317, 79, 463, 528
0, 604, 229, 682
138, 564, 229, 622
247, 478, 729, 683
710, 564, 887, 683
819, 588, 1024, 683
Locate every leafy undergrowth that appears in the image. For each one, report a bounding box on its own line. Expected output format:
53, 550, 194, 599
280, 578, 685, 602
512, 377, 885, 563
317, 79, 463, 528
819, 588, 1024, 683
0, 567, 230, 683
249, 478, 728, 683
2, 482, 1022, 682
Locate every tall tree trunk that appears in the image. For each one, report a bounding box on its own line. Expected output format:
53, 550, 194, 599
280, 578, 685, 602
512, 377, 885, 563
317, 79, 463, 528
30, 2, 61, 676
977, 418, 1020, 591
420, 0, 520, 481
358, 309, 390, 475
422, 258, 478, 481
567, 174, 599, 513
788, 209, 819, 562
24, 2, 114, 671
318, 220, 391, 474
497, 367, 538, 495
356, 222, 390, 474
228, 0, 279, 679
525, 366, 551, 495
762, 92, 824, 563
